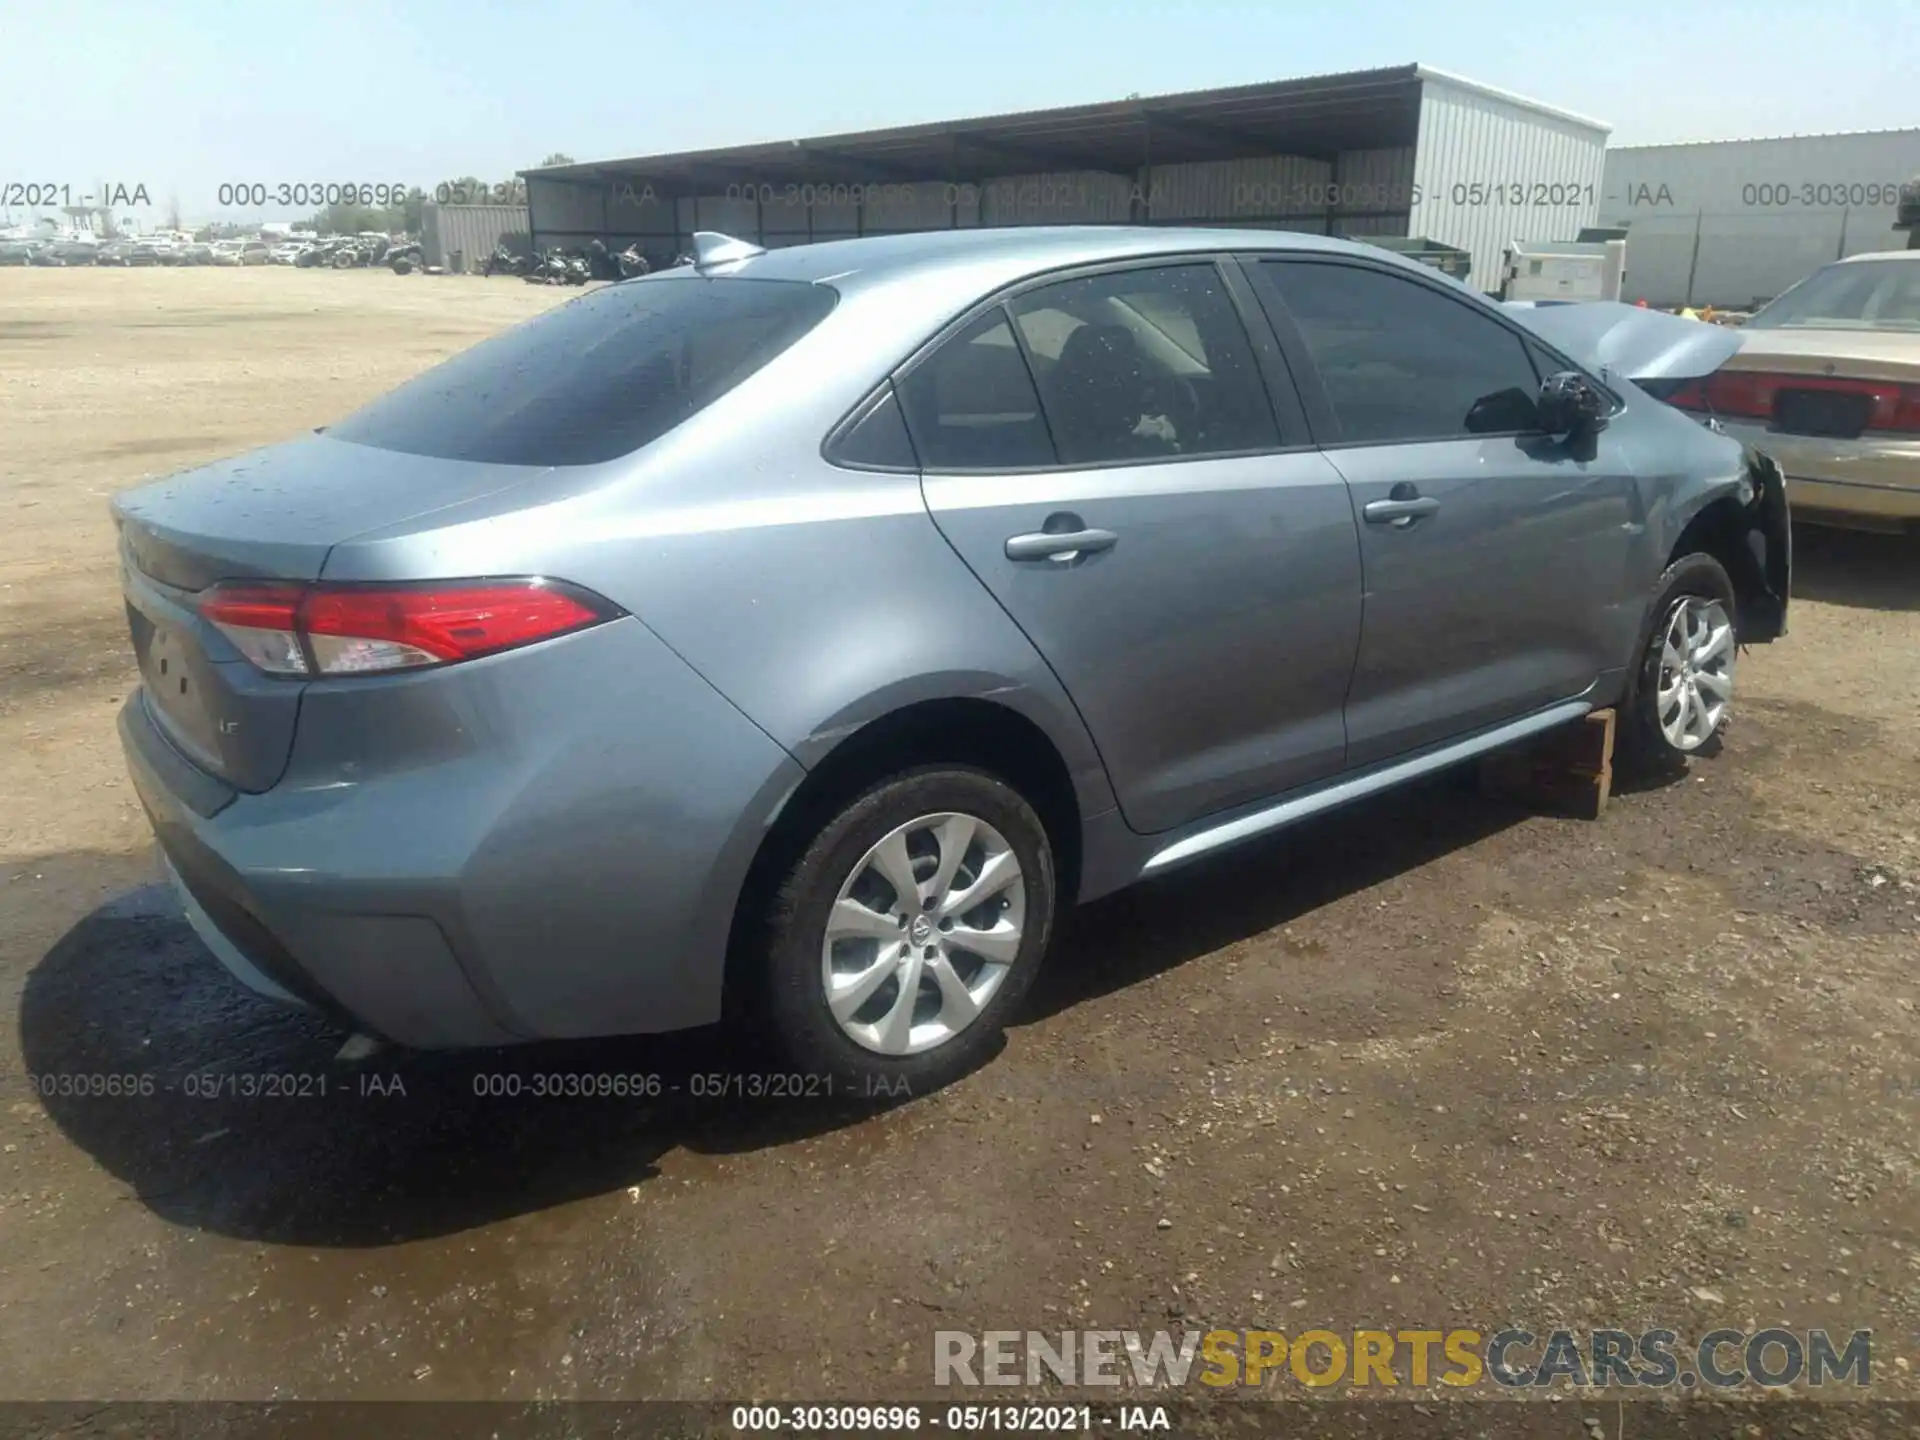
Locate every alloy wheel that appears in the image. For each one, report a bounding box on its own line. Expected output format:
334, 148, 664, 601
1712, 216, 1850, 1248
1656, 596, 1735, 751
820, 812, 1025, 1056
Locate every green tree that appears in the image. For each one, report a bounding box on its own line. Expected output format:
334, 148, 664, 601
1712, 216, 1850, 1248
391, 186, 428, 235
306, 200, 389, 235
540, 152, 575, 167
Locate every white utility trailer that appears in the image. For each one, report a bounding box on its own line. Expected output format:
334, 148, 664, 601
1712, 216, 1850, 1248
1501, 237, 1628, 303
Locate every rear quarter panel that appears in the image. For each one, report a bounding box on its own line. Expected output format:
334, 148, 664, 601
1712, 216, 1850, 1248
263, 617, 805, 1038
318, 279, 1119, 821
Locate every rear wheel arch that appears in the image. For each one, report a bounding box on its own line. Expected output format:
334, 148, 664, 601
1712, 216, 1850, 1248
721, 697, 1083, 1021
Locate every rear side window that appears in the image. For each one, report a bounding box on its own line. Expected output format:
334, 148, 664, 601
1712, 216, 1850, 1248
827, 383, 919, 470
1261, 261, 1543, 443
329, 277, 836, 466
897, 311, 1056, 470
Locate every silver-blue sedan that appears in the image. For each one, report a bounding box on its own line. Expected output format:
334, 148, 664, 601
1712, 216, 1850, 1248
113, 226, 1790, 1089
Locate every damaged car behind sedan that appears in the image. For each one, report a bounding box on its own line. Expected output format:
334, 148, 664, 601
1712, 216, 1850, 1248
111, 227, 1789, 1091
1646, 250, 1920, 532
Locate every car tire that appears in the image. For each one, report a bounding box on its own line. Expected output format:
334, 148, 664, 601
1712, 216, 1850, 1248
1620, 553, 1739, 769
760, 766, 1055, 1096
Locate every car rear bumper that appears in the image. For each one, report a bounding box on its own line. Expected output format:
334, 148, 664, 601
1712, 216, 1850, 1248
117, 617, 806, 1048
163, 854, 306, 1007
1715, 419, 1920, 526
121, 690, 520, 1045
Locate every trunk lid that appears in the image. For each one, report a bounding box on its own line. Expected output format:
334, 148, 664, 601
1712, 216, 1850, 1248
113, 433, 552, 588
1721, 326, 1920, 384
113, 433, 552, 790
1504, 301, 1743, 382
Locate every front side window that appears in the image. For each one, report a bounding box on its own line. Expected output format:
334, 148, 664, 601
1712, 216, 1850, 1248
1010, 264, 1280, 465
1261, 261, 1544, 443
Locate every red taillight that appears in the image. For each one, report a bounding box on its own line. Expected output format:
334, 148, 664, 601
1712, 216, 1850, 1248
198, 582, 307, 675
198, 578, 619, 677
1892, 387, 1920, 432
1665, 379, 1708, 411
1704, 370, 1777, 419
1687, 369, 1920, 431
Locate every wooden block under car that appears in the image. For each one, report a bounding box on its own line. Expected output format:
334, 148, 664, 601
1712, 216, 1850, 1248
1476, 708, 1615, 820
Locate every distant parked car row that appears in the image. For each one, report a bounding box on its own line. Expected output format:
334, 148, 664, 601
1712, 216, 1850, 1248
0, 236, 112, 266
0, 233, 439, 270
2, 234, 278, 267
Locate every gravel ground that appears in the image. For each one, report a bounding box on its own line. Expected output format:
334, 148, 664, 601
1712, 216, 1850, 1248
0, 268, 1915, 1415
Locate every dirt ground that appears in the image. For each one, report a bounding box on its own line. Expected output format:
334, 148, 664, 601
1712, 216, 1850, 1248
0, 267, 1916, 1410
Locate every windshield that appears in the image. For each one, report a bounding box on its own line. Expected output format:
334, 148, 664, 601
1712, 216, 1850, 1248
1746, 258, 1920, 332
329, 276, 837, 466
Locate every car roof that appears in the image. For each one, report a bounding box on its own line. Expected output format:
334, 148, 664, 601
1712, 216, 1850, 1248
1836, 249, 1920, 264
696, 225, 1427, 295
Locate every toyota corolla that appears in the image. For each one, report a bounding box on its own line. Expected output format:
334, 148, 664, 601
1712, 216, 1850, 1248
114, 227, 1789, 1089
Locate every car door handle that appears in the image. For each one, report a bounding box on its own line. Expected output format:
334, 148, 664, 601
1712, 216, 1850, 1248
1004, 528, 1119, 562
1362, 496, 1441, 526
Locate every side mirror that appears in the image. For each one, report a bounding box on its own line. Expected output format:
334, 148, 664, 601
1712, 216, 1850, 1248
1537, 370, 1610, 436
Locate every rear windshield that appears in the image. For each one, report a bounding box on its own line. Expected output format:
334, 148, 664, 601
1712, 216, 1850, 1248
1746, 259, 1920, 333
329, 276, 837, 465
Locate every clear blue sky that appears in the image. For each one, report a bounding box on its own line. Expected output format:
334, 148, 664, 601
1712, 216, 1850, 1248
3, 0, 1915, 224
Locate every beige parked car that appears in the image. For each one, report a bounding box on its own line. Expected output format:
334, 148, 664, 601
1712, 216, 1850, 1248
1667, 251, 1920, 531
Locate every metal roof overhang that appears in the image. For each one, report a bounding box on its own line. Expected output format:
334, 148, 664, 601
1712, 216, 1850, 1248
524, 65, 1427, 195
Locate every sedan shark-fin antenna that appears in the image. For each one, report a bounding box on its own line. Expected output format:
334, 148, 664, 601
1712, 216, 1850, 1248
689, 231, 766, 269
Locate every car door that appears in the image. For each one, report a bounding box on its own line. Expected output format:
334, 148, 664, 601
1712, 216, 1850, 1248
1251, 256, 1641, 770
903, 258, 1364, 836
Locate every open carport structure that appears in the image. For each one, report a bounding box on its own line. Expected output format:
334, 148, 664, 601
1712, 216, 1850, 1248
522, 64, 1609, 292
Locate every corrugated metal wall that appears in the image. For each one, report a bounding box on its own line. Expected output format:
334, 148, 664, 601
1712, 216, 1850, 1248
606, 177, 677, 251
519, 75, 1641, 283
1134, 149, 1413, 235
1325, 148, 1419, 238
523, 176, 601, 244
976, 170, 1134, 225
1599, 131, 1920, 307
421, 203, 532, 268
1147, 155, 1326, 223
1412, 74, 1609, 291
525, 146, 1420, 258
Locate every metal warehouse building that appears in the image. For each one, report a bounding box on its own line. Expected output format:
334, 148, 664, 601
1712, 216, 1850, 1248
419, 202, 530, 270
523, 64, 1610, 292
1599, 129, 1920, 308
